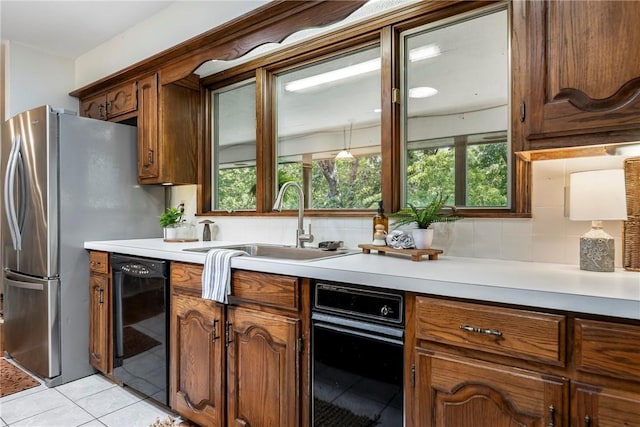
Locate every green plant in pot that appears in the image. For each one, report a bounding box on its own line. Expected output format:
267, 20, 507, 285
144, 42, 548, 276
159, 207, 184, 228
390, 192, 460, 249
160, 205, 195, 241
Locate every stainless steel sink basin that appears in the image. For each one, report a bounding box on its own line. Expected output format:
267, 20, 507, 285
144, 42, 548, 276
183, 244, 356, 261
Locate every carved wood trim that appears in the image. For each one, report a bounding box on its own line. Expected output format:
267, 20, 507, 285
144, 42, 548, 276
554, 78, 640, 113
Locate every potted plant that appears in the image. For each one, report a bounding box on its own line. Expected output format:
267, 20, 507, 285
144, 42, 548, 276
160, 205, 195, 241
390, 193, 460, 249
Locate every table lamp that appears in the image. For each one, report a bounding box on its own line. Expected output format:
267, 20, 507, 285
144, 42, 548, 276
569, 169, 628, 272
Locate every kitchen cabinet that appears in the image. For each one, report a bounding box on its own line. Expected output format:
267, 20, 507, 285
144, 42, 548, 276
169, 263, 309, 427
226, 306, 300, 427
571, 319, 640, 427
514, 0, 640, 151
79, 72, 198, 185
88, 251, 111, 375
80, 81, 137, 122
409, 296, 568, 426
414, 350, 567, 426
407, 296, 640, 427
137, 73, 199, 185
170, 263, 225, 427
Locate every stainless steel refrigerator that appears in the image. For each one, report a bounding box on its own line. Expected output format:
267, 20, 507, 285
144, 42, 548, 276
1, 105, 165, 386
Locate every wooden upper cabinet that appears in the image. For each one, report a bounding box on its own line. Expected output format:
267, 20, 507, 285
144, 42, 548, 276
137, 74, 159, 181
515, 0, 640, 150
106, 81, 137, 118
137, 73, 199, 185
80, 81, 137, 121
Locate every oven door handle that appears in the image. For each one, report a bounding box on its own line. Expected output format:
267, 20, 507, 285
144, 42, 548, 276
312, 312, 404, 346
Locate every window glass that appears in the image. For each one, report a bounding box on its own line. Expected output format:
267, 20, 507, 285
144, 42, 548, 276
212, 80, 257, 211
402, 7, 509, 208
275, 46, 382, 210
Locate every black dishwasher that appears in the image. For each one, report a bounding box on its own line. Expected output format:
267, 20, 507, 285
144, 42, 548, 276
111, 254, 169, 406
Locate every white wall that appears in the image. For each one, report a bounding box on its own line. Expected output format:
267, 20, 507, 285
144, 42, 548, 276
3, 41, 76, 120
74, 0, 268, 88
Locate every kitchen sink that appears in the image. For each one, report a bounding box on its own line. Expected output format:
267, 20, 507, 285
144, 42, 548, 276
183, 244, 357, 261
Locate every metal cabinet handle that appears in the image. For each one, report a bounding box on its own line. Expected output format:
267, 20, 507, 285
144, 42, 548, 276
225, 322, 233, 346
212, 319, 220, 342
585, 415, 591, 427
98, 287, 104, 304
146, 148, 154, 166
548, 405, 555, 427
459, 325, 503, 337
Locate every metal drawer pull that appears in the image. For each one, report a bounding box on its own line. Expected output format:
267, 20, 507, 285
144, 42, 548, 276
585, 415, 591, 427
548, 405, 555, 427
459, 325, 503, 337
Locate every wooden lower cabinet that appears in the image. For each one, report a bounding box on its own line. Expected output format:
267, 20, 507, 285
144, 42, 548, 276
88, 251, 111, 375
169, 263, 307, 427
408, 295, 640, 427
226, 306, 300, 427
89, 271, 110, 373
572, 382, 640, 427
170, 292, 225, 427
414, 350, 568, 427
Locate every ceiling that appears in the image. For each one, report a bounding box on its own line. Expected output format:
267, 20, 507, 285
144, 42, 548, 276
1, 1, 176, 58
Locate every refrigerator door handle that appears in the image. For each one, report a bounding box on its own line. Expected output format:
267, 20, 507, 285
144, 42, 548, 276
7, 279, 44, 291
4, 134, 22, 250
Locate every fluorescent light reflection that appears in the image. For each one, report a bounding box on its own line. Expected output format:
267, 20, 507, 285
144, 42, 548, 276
409, 44, 441, 62
409, 86, 438, 98
285, 58, 381, 92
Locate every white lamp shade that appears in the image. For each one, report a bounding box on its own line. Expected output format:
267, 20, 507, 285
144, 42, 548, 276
569, 169, 628, 221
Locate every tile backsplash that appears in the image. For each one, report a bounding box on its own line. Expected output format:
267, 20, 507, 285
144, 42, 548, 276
171, 154, 630, 267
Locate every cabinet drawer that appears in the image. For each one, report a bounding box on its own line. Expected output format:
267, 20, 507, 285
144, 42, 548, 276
171, 262, 203, 295
575, 318, 640, 382
415, 297, 566, 365
231, 270, 298, 311
89, 251, 109, 274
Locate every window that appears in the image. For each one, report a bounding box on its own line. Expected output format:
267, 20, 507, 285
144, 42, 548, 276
401, 7, 510, 209
212, 79, 257, 211
274, 45, 382, 210
200, 2, 525, 218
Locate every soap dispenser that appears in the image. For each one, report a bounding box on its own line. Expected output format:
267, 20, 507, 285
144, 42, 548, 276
372, 200, 388, 238
199, 220, 215, 241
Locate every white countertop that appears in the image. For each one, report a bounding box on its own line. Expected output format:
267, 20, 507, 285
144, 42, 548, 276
84, 238, 640, 320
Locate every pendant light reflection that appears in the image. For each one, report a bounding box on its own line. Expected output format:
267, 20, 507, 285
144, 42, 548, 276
336, 123, 354, 160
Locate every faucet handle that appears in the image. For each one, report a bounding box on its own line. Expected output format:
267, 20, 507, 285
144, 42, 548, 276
298, 223, 314, 246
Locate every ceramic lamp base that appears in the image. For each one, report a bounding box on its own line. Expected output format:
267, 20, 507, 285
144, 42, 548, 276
579, 225, 615, 272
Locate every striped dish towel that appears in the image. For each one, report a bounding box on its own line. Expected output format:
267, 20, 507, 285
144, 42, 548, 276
201, 249, 248, 303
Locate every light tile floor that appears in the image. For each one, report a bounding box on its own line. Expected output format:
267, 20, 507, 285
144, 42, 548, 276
0, 359, 180, 427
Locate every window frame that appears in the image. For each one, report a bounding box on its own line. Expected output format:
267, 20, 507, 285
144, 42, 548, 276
199, 0, 530, 219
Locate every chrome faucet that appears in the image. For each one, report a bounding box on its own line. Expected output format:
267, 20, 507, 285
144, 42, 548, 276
273, 181, 314, 248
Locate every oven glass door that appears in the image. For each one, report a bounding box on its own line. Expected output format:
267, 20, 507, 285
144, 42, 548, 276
312, 316, 403, 426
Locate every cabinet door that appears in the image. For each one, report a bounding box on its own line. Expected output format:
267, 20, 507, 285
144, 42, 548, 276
89, 272, 110, 374
413, 349, 568, 427
106, 81, 137, 119
572, 382, 640, 427
516, 0, 640, 149
170, 292, 225, 427
227, 306, 300, 427
137, 74, 159, 181
80, 94, 107, 120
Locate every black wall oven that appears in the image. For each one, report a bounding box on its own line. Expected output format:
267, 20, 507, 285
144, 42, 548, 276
111, 254, 169, 406
312, 281, 404, 427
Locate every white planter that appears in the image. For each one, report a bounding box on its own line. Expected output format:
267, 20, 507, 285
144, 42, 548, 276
412, 228, 434, 250
163, 223, 197, 242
